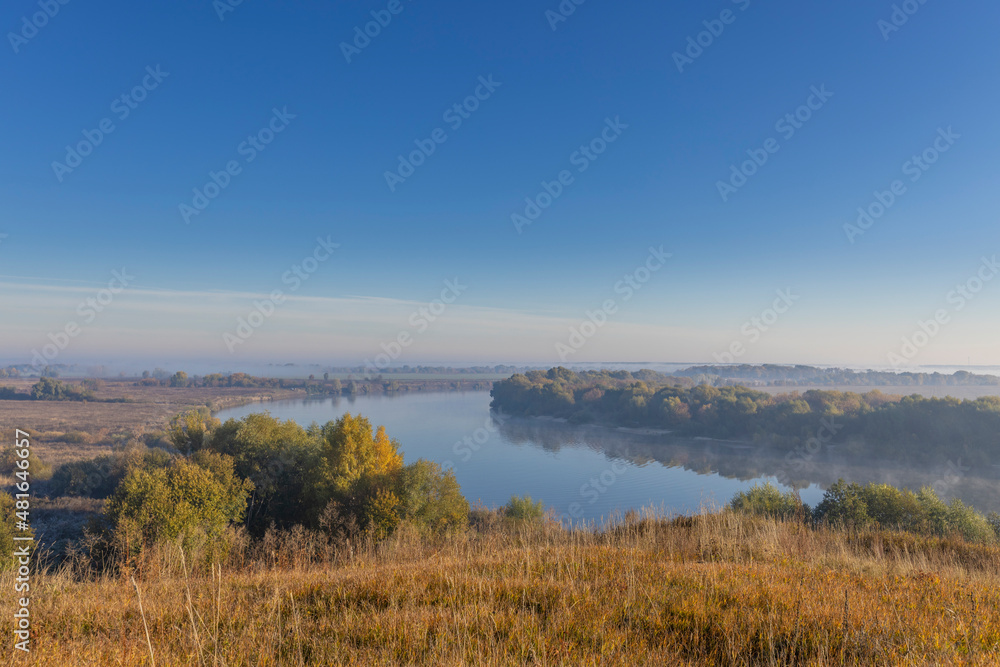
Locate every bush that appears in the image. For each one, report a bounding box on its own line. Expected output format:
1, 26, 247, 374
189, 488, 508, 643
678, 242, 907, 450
988, 512, 1000, 539
503, 495, 545, 523
51, 448, 171, 498
30, 377, 94, 401
0, 449, 52, 481
813, 479, 997, 543
0, 386, 28, 400
168, 409, 218, 455
53, 431, 91, 444
207, 413, 318, 533
814, 480, 871, 529
104, 452, 253, 551
729, 483, 806, 520
398, 460, 469, 533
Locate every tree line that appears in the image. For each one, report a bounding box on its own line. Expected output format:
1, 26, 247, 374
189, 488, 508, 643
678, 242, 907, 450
490, 368, 1000, 467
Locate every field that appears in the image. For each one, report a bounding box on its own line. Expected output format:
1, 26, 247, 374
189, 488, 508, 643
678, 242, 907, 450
4, 378, 1000, 664
3, 510, 1000, 665
0, 379, 301, 471
0, 378, 490, 471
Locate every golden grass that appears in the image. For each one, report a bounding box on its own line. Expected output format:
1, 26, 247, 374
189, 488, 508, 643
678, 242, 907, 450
4, 511, 1000, 665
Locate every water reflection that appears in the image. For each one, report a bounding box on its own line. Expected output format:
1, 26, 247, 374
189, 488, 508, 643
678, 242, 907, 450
495, 413, 1000, 514
217, 392, 1000, 520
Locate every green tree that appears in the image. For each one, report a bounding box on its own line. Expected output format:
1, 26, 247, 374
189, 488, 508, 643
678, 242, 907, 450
398, 460, 469, 532
207, 413, 318, 532
814, 480, 871, 528
168, 409, 219, 455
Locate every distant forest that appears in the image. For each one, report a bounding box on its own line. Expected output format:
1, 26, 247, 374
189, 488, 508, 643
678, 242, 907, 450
490, 368, 1000, 468
672, 364, 1000, 387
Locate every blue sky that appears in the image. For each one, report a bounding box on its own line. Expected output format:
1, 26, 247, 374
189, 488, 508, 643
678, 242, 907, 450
2, 0, 999, 369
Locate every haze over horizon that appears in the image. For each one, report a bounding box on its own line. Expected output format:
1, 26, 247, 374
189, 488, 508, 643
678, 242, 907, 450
4, 0, 999, 369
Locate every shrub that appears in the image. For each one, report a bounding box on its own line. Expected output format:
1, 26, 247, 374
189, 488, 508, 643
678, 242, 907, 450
988, 512, 1000, 539
0, 386, 28, 400
168, 409, 218, 455
729, 483, 805, 520
944, 498, 995, 543
207, 413, 318, 533
30, 377, 94, 401
813, 479, 997, 543
104, 453, 253, 551
397, 460, 469, 533
814, 480, 871, 529
503, 495, 545, 523
364, 488, 401, 539
53, 431, 91, 444
50, 448, 171, 498
0, 449, 52, 481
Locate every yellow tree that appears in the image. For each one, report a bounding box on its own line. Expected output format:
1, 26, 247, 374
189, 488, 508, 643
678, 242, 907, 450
312, 413, 404, 531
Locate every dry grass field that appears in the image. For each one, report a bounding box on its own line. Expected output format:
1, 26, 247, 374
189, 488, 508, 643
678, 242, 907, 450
3, 511, 1000, 666
0, 381, 303, 473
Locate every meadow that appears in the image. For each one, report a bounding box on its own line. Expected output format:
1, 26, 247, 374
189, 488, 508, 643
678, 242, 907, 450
4, 508, 1000, 666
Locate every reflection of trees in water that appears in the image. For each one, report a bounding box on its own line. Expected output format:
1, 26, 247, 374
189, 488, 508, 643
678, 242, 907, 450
494, 412, 1000, 514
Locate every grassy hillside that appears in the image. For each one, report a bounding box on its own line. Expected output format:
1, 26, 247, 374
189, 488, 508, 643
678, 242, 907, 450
7, 509, 1000, 665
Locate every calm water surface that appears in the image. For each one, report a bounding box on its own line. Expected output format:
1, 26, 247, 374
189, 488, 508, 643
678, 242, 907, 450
216, 391, 827, 523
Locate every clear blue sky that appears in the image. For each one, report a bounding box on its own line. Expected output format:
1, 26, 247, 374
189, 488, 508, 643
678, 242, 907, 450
2, 0, 999, 369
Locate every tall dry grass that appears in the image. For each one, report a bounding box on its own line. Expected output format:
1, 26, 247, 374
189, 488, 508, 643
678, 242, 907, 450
3, 508, 1000, 665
